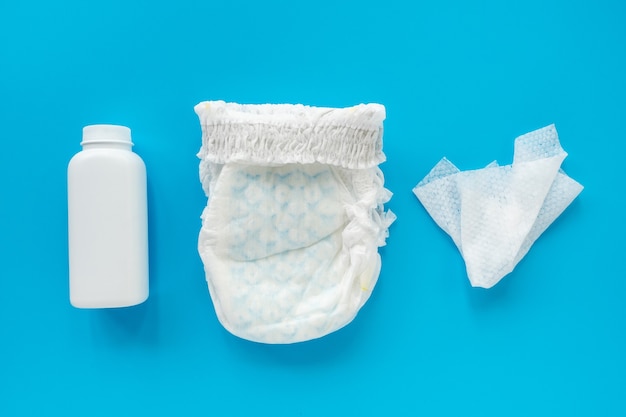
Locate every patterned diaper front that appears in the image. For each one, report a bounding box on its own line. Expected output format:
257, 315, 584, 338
195, 101, 394, 343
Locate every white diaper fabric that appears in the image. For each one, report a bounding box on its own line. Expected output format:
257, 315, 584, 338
195, 101, 395, 343
413, 124, 583, 289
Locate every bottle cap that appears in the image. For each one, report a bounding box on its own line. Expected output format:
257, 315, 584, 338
82, 124, 132, 146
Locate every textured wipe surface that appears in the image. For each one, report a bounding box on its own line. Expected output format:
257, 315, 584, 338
196, 102, 394, 343
413, 125, 583, 288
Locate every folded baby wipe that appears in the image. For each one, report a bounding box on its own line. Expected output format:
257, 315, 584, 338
413, 125, 583, 289
195, 101, 395, 343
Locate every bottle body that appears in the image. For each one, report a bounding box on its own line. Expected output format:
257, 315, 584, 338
68, 125, 149, 308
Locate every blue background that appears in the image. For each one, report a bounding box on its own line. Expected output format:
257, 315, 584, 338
1, 0, 624, 415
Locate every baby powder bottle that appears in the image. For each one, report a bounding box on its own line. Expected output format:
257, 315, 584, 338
68, 124, 149, 308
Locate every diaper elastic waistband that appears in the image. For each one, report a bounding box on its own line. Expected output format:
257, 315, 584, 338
195, 101, 386, 169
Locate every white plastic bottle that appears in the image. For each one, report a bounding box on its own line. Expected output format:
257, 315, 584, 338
68, 124, 149, 308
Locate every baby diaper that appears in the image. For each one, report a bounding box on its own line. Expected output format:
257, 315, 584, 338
195, 101, 394, 343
